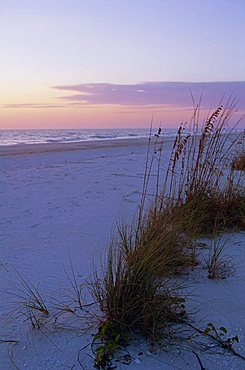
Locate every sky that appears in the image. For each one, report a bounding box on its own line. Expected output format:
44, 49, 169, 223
0, 0, 245, 129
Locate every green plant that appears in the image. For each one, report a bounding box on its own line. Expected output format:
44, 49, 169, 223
93, 320, 128, 369
203, 322, 239, 351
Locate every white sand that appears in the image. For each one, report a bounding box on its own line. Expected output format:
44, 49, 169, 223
0, 138, 244, 369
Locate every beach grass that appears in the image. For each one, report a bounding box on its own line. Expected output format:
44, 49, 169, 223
91, 100, 245, 367
91, 220, 187, 368
205, 237, 235, 279
92, 215, 189, 332
158, 99, 245, 235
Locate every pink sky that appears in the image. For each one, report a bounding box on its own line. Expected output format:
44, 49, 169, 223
0, 82, 245, 129
1, 1, 245, 129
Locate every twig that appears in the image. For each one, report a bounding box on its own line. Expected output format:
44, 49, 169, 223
0, 339, 19, 344
186, 323, 245, 361
192, 350, 205, 370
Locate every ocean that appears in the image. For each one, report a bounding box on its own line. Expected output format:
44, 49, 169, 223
0, 128, 178, 146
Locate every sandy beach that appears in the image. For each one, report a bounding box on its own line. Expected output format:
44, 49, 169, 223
0, 137, 149, 157
0, 138, 244, 369
0, 138, 149, 304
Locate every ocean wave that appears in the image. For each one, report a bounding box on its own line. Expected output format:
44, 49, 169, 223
89, 134, 118, 139
0, 128, 181, 146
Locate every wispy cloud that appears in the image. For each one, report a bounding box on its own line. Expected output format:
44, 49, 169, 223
2, 82, 245, 113
54, 81, 245, 109
1, 103, 64, 109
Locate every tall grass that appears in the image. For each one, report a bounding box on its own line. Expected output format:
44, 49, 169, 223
159, 98, 245, 235
93, 215, 190, 325
91, 219, 187, 367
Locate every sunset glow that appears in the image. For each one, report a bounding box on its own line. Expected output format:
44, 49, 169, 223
1, 0, 245, 129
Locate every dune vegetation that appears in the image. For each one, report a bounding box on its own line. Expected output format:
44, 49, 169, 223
91, 99, 245, 368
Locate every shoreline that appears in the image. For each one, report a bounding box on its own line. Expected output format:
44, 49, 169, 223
0, 137, 151, 157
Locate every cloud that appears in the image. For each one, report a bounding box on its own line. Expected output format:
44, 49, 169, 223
3, 82, 245, 114
1, 103, 64, 109
53, 81, 245, 109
